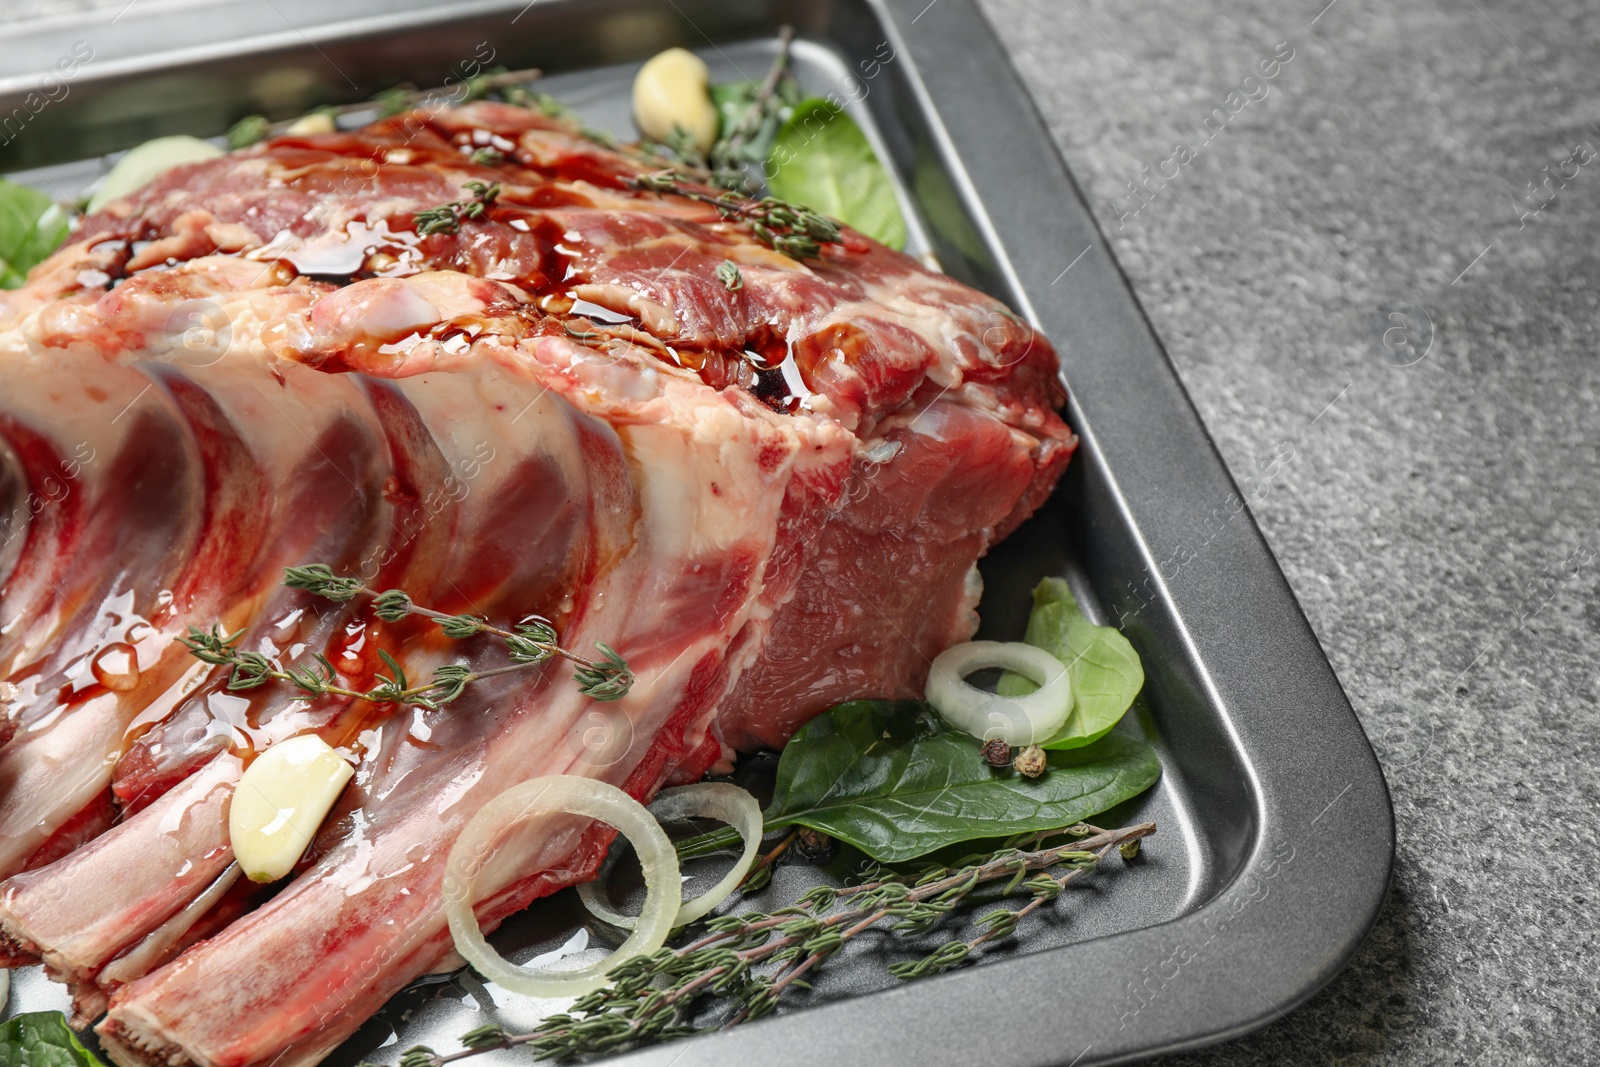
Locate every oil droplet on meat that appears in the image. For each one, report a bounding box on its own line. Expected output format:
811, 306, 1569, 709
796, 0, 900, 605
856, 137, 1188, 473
92, 642, 141, 692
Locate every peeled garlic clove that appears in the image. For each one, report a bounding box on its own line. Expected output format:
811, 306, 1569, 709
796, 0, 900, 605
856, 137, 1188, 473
229, 734, 354, 883
632, 47, 718, 154
284, 111, 337, 136
88, 135, 224, 213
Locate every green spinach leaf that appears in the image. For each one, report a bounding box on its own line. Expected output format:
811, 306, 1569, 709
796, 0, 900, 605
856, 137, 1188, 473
0, 1012, 106, 1067
997, 578, 1145, 750
767, 97, 906, 250
0, 180, 71, 289
763, 700, 1160, 862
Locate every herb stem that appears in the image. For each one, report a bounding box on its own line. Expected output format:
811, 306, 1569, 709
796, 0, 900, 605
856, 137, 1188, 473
400, 820, 1153, 1065
289, 565, 632, 699
744, 901, 886, 1017
461, 662, 539, 682
414, 180, 501, 236
412, 612, 606, 673
731, 826, 799, 892
754, 826, 799, 872
226, 67, 545, 149
626, 172, 841, 259
182, 565, 633, 707
756, 26, 797, 107
676, 822, 752, 861
716, 26, 796, 166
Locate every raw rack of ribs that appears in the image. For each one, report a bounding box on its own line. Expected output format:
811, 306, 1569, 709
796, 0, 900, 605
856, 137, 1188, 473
0, 99, 1074, 1067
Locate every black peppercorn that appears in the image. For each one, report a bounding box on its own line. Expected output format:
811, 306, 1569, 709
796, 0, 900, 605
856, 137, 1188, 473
793, 827, 837, 863
981, 738, 1012, 768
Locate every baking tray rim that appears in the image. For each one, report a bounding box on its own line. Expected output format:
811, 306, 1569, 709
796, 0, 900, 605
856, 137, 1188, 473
0, 0, 1397, 1063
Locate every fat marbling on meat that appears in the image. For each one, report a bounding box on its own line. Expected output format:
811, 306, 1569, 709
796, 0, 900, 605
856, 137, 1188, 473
0, 99, 1075, 1067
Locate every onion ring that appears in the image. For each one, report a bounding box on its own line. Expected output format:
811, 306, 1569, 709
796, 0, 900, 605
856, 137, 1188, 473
444, 775, 679, 997
925, 640, 1073, 746
579, 782, 762, 929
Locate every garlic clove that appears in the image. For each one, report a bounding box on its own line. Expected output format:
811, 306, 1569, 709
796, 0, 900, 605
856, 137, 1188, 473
229, 734, 354, 883
284, 112, 337, 136
632, 48, 718, 154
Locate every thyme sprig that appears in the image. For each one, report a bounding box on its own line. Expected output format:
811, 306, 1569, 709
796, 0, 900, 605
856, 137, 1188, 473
414, 180, 501, 236
283, 564, 632, 700
391, 821, 1153, 1065
640, 26, 799, 193
478, 82, 625, 153
224, 67, 548, 149
179, 628, 517, 710
639, 126, 713, 174
179, 565, 632, 706
376, 67, 549, 116
707, 24, 799, 190
626, 171, 841, 260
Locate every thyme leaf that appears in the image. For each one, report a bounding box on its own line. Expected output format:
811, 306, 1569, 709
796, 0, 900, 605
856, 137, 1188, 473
640, 125, 712, 175
398, 821, 1153, 1065
572, 642, 634, 703
373, 86, 417, 118
428, 663, 474, 704
438, 613, 488, 639
224, 115, 271, 150
505, 619, 558, 664
372, 589, 413, 622
284, 563, 364, 601
181, 625, 245, 665
716, 259, 743, 291
413, 205, 460, 237
496, 86, 574, 120
367, 649, 412, 704
460, 180, 500, 218
413, 180, 501, 236
625, 171, 841, 260
180, 567, 633, 706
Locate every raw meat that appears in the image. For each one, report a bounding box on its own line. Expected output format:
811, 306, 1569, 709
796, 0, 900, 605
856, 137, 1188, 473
0, 99, 1073, 1067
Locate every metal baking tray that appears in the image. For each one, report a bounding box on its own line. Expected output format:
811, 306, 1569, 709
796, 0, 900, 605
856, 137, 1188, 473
0, 0, 1395, 1063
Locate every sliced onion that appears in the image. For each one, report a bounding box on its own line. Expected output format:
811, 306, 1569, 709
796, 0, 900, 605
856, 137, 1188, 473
925, 640, 1073, 746
88, 135, 224, 213
578, 782, 762, 929
0, 966, 8, 1013
444, 775, 679, 998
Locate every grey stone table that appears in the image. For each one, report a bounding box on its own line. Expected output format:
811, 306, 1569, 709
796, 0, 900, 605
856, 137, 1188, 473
969, 0, 1600, 1063
4, 0, 1596, 1063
